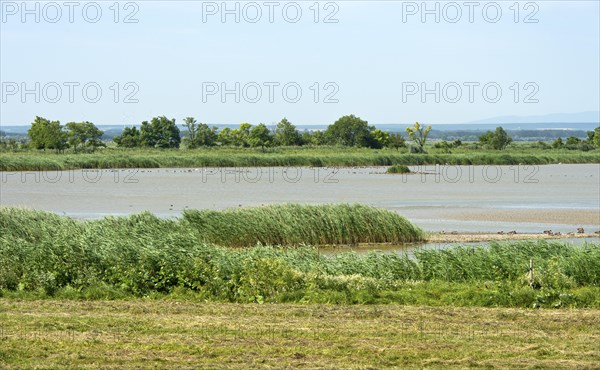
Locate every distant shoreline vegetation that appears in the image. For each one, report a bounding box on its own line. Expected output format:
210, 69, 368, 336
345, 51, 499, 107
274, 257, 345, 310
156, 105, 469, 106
1, 148, 599, 171
0, 115, 598, 170
1, 149, 600, 171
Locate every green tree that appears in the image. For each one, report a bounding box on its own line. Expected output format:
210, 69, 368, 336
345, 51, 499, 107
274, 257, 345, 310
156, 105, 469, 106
27, 116, 69, 153
565, 136, 581, 146
585, 130, 596, 144
83, 122, 104, 152
552, 137, 564, 149
593, 127, 600, 148
479, 126, 512, 150
231, 123, 252, 147
196, 124, 218, 147
48, 122, 69, 153
584, 126, 600, 148
28, 116, 52, 150
248, 123, 273, 150
86, 136, 106, 152
371, 129, 389, 149
325, 114, 376, 147
66, 122, 85, 151
274, 118, 302, 146
405, 122, 432, 151
140, 116, 181, 148
114, 126, 142, 148
182, 117, 199, 148
313, 131, 326, 145
182, 117, 217, 148
217, 127, 233, 146
65, 121, 104, 152
387, 133, 406, 150
305, 130, 326, 146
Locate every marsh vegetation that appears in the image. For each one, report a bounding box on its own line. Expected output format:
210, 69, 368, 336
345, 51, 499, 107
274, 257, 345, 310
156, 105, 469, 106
1, 206, 598, 307
2, 117, 599, 170
1, 146, 599, 171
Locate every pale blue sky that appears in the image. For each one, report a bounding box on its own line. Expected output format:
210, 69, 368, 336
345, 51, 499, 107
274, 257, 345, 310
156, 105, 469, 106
1, 0, 599, 126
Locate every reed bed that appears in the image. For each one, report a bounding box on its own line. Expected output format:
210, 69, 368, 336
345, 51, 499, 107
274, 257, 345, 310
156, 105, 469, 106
1, 206, 598, 307
182, 204, 423, 246
1, 148, 598, 171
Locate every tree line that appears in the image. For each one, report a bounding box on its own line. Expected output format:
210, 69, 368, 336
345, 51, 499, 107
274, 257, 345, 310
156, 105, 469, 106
26, 116, 105, 153
112, 115, 409, 150
111, 116, 452, 152
5, 115, 600, 153
112, 117, 600, 151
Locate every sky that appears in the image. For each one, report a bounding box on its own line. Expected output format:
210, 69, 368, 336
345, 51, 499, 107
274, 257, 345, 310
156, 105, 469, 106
1, 0, 599, 126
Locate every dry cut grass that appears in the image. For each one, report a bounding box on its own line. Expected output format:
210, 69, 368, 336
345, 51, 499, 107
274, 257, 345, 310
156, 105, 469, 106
0, 299, 599, 369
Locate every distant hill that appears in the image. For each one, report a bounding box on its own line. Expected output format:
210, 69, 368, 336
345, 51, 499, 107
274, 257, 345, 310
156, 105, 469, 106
371, 122, 599, 133
464, 111, 600, 125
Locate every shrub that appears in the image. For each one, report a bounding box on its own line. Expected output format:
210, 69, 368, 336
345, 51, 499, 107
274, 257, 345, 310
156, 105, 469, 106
387, 165, 411, 174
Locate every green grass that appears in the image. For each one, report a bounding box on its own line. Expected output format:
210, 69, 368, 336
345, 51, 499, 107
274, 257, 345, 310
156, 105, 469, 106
1, 206, 598, 307
2, 300, 599, 369
1, 145, 598, 170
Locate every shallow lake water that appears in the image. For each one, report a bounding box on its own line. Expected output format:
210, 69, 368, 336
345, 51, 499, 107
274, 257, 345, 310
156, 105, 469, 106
1, 164, 599, 233
318, 237, 600, 256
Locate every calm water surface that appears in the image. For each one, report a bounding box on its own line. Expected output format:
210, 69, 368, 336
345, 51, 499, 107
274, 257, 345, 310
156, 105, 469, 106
318, 237, 600, 256
1, 164, 599, 233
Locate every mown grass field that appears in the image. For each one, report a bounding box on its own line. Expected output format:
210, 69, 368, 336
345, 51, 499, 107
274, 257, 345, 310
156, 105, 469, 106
1, 145, 599, 170
1, 299, 599, 369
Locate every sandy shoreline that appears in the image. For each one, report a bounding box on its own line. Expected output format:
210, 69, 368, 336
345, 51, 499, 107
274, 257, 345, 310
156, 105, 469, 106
426, 232, 600, 243
316, 233, 599, 251
421, 208, 600, 226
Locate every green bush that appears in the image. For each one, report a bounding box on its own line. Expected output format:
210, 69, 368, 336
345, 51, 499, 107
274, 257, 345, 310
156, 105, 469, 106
387, 165, 411, 174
